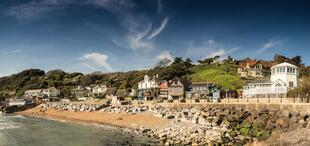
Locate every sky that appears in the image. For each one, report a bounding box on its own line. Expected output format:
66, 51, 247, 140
0, 0, 309, 76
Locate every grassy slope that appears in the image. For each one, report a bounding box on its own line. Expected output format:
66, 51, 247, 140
190, 63, 245, 90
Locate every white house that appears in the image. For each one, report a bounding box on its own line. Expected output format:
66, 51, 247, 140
137, 75, 160, 99
92, 85, 107, 94
243, 62, 298, 98
138, 75, 159, 89
42, 87, 60, 97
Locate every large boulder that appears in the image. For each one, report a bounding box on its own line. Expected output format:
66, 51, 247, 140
279, 128, 310, 146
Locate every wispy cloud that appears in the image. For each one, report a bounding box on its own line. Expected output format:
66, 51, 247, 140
3, 0, 72, 20
146, 17, 169, 40
186, 39, 239, 60
157, 50, 174, 61
3, 0, 134, 20
78, 52, 113, 72
257, 38, 285, 54
1, 49, 24, 54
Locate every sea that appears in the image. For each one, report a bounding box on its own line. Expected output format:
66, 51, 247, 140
0, 114, 156, 146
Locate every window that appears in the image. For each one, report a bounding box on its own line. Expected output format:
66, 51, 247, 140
289, 82, 294, 87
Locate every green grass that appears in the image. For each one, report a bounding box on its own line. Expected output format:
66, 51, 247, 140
190, 63, 245, 90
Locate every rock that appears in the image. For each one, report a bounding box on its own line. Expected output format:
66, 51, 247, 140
276, 117, 290, 129
166, 115, 175, 119
279, 128, 310, 146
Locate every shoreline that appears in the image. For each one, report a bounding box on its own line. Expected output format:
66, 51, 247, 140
15, 106, 171, 129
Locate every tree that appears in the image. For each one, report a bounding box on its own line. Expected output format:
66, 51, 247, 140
274, 54, 289, 64
290, 55, 302, 66
155, 58, 172, 68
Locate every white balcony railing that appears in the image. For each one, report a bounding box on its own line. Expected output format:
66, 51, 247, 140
243, 87, 287, 97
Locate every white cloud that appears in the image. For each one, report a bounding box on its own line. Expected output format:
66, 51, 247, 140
157, 51, 174, 61
186, 39, 239, 59
79, 52, 113, 72
3, 0, 134, 20
146, 17, 169, 40
206, 47, 239, 58
3, 0, 71, 20
257, 38, 285, 54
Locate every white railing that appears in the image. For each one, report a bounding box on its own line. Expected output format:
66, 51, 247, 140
243, 87, 287, 97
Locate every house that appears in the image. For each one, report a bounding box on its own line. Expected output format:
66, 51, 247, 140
71, 86, 91, 100
243, 62, 298, 98
186, 82, 214, 99
137, 75, 160, 100
92, 84, 107, 94
238, 59, 275, 78
24, 89, 44, 98
42, 87, 60, 98
24, 87, 60, 99
8, 98, 27, 106
168, 78, 189, 99
104, 87, 117, 99
159, 80, 169, 100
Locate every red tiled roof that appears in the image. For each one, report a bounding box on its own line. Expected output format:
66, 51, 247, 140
239, 59, 275, 68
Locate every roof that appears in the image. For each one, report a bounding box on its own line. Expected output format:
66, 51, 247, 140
239, 59, 275, 68
271, 62, 297, 69
169, 77, 190, 87
159, 80, 169, 89
25, 89, 42, 93
105, 87, 117, 95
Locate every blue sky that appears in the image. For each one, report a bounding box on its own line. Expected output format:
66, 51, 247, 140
0, 0, 309, 76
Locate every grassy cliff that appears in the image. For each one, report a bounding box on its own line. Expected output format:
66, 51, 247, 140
191, 63, 245, 90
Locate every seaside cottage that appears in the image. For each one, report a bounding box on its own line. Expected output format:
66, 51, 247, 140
92, 84, 107, 94
71, 86, 91, 101
238, 59, 275, 78
168, 78, 189, 100
159, 80, 169, 100
24, 89, 44, 99
186, 82, 214, 99
7, 98, 27, 106
104, 87, 117, 99
243, 62, 298, 98
137, 75, 160, 100
42, 87, 60, 98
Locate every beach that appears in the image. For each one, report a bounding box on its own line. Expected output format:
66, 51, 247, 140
16, 106, 171, 129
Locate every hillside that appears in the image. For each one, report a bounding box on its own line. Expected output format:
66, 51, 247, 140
191, 63, 245, 90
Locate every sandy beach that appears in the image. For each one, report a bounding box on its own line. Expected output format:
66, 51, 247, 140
16, 106, 171, 129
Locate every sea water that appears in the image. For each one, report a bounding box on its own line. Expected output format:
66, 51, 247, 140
0, 115, 156, 146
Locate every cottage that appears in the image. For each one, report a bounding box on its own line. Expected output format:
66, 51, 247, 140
238, 59, 275, 78
24, 89, 44, 98
186, 82, 214, 99
168, 78, 189, 100
92, 84, 107, 94
71, 86, 91, 100
8, 98, 27, 106
159, 80, 169, 100
42, 87, 60, 98
137, 75, 160, 100
104, 87, 117, 99
243, 62, 298, 98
